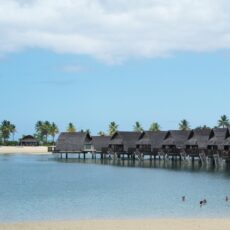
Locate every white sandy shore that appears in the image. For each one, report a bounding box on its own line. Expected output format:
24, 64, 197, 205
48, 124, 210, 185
0, 219, 229, 230
0, 146, 50, 154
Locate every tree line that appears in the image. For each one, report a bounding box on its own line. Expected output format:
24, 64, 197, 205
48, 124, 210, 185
0, 115, 230, 145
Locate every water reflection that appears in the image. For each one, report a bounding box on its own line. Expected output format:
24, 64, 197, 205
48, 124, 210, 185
53, 156, 230, 174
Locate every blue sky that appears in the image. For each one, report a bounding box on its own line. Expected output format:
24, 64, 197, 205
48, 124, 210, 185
1, 0, 230, 139
1, 49, 230, 138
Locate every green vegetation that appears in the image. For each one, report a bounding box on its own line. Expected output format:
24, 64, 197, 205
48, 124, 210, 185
179, 119, 190, 131
195, 125, 211, 130
133, 121, 144, 132
109, 122, 119, 136
218, 115, 230, 128
49, 122, 59, 144
0, 120, 17, 144
67, 123, 76, 132
98, 131, 106, 136
1, 115, 230, 145
149, 122, 161, 131
35, 121, 59, 145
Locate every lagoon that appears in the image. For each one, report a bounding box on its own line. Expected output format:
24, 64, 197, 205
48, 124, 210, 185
0, 154, 230, 222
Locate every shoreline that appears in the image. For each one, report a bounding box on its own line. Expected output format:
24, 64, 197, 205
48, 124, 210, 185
0, 219, 230, 230
0, 146, 50, 154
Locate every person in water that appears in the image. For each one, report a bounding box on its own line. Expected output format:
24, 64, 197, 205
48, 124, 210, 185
200, 199, 207, 207
200, 200, 203, 207
182, 196, 185, 202
226, 196, 229, 202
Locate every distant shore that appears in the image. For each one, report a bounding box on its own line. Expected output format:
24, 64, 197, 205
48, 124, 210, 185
0, 219, 230, 230
0, 146, 50, 154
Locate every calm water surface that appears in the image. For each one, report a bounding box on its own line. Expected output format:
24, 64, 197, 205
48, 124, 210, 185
0, 154, 230, 222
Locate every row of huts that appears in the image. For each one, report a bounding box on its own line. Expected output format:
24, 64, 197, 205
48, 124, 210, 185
54, 128, 230, 161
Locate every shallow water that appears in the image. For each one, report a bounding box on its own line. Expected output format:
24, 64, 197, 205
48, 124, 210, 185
0, 154, 230, 222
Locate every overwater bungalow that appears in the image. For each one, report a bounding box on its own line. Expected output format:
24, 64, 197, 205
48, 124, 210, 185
162, 130, 191, 156
52, 128, 230, 164
136, 131, 167, 156
207, 128, 230, 151
202, 128, 230, 163
20, 135, 39, 146
109, 131, 141, 156
221, 129, 230, 160
223, 129, 230, 151
185, 129, 210, 157
55, 132, 94, 153
92, 136, 111, 153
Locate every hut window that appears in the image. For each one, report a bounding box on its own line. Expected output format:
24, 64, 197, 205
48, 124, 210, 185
208, 145, 218, 150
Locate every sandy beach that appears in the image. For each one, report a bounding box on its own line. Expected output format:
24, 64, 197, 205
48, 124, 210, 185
0, 219, 229, 230
0, 146, 50, 154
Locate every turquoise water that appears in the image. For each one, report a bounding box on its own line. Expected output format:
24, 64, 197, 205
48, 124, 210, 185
1, 154, 230, 222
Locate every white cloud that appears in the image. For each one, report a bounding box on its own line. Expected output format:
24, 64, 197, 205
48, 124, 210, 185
0, 0, 230, 62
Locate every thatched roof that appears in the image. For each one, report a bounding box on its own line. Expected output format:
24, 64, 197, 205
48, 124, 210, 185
224, 137, 230, 146
109, 131, 141, 151
55, 132, 92, 152
162, 130, 190, 148
92, 136, 111, 151
137, 131, 167, 149
186, 129, 210, 148
208, 128, 230, 147
21, 135, 37, 143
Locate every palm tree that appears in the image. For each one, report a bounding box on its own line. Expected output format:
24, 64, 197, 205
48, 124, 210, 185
0, 120, 10, 143
35, 120, 53, 144
67, 122, 76, 132
218, 115, 230, 128
10, 124, 16, 141
133, 121, 144, 132
49, 122, 59, 144
98, 131, 106, 136
179, 119, 190, 131
35, 121, 45, 143
35, 121, 43, 133
0, 120, 16, 143
109, 122, 118, 136
149, 122, 161, 131
43, 121, 51, 143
